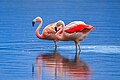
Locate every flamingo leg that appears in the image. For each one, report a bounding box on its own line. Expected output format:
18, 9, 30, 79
75, 41, 81, 54
75, 44, 80, 55
54, 40, 58, 50
54, 42, 57, 51
55, 42, 57, 48
78, 44, 81, 52
76, 44, 81, 56
75, 43, 78, 53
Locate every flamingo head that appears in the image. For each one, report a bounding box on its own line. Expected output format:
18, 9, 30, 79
55, 20, 65, 32
32, 17, 42, 27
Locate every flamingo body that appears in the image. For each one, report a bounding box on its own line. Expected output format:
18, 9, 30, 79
55, 21, 95, 52
65, 23, 93, 33
32, 17, 65, 48
41, 23, 57, 40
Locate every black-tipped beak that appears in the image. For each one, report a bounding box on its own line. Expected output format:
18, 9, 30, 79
32, 21, 35, 27
55, 27, 57, 32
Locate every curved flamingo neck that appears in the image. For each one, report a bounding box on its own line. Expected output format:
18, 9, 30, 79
56, 26, 64, 40
35, 19, 44, 39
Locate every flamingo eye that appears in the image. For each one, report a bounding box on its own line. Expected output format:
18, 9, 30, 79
55, 27, 57, 32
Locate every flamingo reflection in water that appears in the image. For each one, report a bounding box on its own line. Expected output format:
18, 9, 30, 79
33, 51, 91, 80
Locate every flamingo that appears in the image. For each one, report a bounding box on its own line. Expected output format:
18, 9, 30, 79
55, 21, 95, 53
32, 17, 65, 48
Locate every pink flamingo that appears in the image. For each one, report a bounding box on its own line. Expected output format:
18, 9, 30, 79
55, 21, 95, 52
32, 17, 65, 48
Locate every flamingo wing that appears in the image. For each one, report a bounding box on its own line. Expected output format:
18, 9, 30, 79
65, 24, 89, 33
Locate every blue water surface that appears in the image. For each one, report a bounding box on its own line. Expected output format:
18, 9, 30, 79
0, 0, 120, 80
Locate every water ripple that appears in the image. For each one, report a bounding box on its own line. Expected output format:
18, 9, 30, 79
58, 45, 120, 53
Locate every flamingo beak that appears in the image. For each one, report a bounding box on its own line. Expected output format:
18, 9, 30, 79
55, 27, 57, 32
32, 21, 35, 27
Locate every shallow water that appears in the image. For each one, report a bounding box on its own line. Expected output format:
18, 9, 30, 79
0, 0, 120, 80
